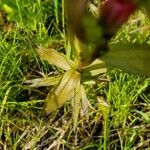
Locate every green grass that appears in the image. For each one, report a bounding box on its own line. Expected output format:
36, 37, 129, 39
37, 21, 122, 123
0, 0, 150, 149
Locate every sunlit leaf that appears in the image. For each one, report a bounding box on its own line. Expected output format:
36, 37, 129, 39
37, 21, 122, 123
71, 82, 81, 130
88, 1, 99, 17
3, 4, 14, 13
73, 36, 82, 67
134, 110, 150, 123
24, 75, 61, 87
36, 47, 75, 71
81, 59, 107, 83
81, 85, 89, 121
97, 97, 110, 121
101, 43, 150, 75
82, 59, 107, 76
44, 69, 80, 115
2, 1, 17, 11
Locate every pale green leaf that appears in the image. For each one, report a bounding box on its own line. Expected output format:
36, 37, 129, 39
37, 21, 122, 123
24, 75, 61, 87
71, 82, 81, 130
85, 59, 107, 76
97, 97, 110, 121
81, 85, 89, 121
36, 47, 75, 71
0, 87, 11, 116
101, 43, 150, 75
44, 69, 80, 115
81, 59, 107, 83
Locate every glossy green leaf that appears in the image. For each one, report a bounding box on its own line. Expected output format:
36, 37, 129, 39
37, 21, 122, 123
44, 69, 80, 115
101, 43, 150, 75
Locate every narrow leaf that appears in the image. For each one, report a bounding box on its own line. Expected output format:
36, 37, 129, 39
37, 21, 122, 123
71, 82, 81, 130
101, 43, 150, 75
81, 85, 89, 121
44, 69, 80, 115
24, 75, 61, 87
36, 47, 75, 71
97, 97, 110, 121
82, 59, 107, 76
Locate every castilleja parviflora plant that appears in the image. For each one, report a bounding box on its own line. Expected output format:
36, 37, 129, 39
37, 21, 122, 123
26, 0, 150, 127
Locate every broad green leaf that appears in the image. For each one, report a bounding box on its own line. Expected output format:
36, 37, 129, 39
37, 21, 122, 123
44, 69, 80, 115
36, 47, 75, 71
66, 0, 88, 41
83, 13, 103, 44
101, 43, 150, 76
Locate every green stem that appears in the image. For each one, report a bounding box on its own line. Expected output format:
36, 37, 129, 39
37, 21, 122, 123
103, 114, 109, 150
62, 0, 65, 36
16, 0, 23, 25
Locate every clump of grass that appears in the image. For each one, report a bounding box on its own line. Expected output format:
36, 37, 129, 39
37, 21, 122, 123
0, 0, 150, 150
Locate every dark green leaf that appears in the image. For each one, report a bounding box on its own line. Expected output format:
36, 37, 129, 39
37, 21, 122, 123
101, 43, 150, 75
136, 0, 150, 15
66, 0, 88, 41
3, 0, 18, 10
